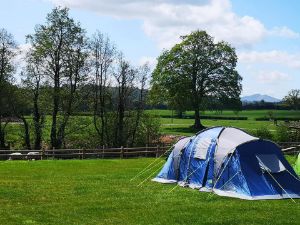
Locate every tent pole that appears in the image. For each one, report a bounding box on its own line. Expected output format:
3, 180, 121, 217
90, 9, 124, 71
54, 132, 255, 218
207, 170, 241, 199
167, 153, 213, 194
211, 151, 235, 191
265, 169, 296, 203
285, 169, 300, 182
256, 157, 297, 203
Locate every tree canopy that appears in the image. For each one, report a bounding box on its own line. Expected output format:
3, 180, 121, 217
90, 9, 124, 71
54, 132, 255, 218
0, 28, 17, 148
151, 30, 242, 129
27, 7, 88, 149
283, 89, 300, 110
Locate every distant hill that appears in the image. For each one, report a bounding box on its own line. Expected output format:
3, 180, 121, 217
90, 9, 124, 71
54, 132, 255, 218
241, 94, 281, 103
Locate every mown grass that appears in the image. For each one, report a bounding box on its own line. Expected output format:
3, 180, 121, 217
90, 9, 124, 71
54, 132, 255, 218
147, 109, 300, 119
160, 118, 277, 135
0, 158, 299, 225
4, 110, 300, 147
148, 109, 300, 136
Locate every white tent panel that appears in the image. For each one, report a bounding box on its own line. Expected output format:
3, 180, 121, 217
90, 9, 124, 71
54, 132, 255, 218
194, 137, 212, 159
214, 128, 258, 174
173, 137, 192, 157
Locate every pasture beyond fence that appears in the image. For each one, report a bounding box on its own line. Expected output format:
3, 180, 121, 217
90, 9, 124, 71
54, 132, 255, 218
0, 142, 299, 160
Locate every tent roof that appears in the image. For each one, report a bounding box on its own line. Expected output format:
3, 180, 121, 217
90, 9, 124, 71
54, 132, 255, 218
194, 127, 258, 174
214, 127, 258, 172
196, 126, 258, 147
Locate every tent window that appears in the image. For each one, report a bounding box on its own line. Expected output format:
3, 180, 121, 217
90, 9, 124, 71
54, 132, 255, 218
256, 154, 286, 173
194, 138, 212, 160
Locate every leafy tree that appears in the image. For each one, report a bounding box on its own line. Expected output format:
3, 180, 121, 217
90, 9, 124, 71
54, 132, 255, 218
27, 7, 88, 149
0, 28, 17, 148
151, 30, 242, 129
21, 50, 46, 150
283, 89, 300, 110
113, 55, 136, 146
9, 85, 32, 149
89, 31, 115, 145
129, 64, 150, 146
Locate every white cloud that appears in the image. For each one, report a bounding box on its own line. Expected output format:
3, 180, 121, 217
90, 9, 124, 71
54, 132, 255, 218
45, 0, 300, 50
44, 0, 300, 49
269, 26, 300, 39
257, 70, 291, 84
138, 56, 157, 68
238, 50, 300, 69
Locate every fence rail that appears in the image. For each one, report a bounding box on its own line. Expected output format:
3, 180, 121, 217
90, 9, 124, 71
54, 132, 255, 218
0, 142, 299, 160
279, 142, 300, 155
0, 146, 171, 160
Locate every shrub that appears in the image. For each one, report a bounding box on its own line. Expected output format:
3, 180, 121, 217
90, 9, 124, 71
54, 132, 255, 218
274, 122, 300, 142
134, 113, 161, 146
255, 127, 273, 140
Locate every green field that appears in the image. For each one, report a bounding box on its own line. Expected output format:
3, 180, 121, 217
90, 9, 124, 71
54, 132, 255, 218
148, 110, 300, 136
3, 110, 300, 148
147, 109, 300, 119
0, 158, 299, 225
160, 118, 277, 135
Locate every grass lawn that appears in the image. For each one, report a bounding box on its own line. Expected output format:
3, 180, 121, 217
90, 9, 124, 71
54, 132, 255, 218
0, 159, 299, 225
149, 109, 300, 136
160, 118, 277, 136
147, 109, 300, 119
5, 110, 300, 147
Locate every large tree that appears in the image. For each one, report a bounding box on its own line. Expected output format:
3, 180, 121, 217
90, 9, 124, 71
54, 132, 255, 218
9, 85, 32, 149
0, 28, 17, 148
151, 30, 242, 129
89, 31, 115, 145
113, 55, 136, 146
283, 89, 300, 110
21, 50, 46, 150
27, 7, 88, 149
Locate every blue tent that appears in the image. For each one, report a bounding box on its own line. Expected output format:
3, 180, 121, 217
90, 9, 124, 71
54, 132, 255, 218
153, 127, 300, 200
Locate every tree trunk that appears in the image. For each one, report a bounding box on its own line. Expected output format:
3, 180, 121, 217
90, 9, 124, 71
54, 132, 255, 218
130, 83, 145, 147
0, 131, 5, 148
0, 118, 5, 148
33, 90, 42, 150
34, 123, 42, 150
191, 65, 205, 130
21, 117, 31, 150
193, 108, 204, 130
177, 110, 183, 118
50, 74, 59, 149
117, 103, 125, 147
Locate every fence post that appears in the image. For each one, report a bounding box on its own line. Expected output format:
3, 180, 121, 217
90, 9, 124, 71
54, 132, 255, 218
156, 145, 159, 158
145, 144, 148, 157
82, 148, 85, 160
102, 145, 105, 159
41, 148, 44, 160
120, 146, 124, 159
52, 147, 55, 160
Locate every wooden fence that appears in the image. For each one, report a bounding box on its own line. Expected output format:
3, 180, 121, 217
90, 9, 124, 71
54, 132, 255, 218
0, 142, 299, 160
0, 146, 171, 160
279, 142, 300, 155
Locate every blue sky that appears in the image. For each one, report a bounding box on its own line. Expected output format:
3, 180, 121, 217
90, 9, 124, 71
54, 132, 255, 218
1, 0, 299, 99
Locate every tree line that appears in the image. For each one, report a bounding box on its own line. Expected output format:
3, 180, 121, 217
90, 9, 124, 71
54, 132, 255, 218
0, 7, 159, 150
0, 8, 246, 149
4, 7, 296, 150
